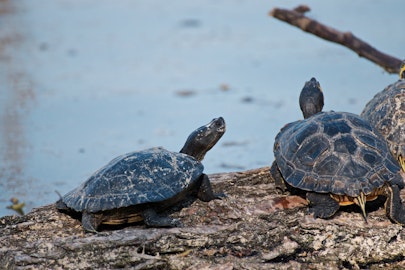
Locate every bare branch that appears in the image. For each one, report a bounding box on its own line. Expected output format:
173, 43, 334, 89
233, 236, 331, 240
270, 5, 402, 74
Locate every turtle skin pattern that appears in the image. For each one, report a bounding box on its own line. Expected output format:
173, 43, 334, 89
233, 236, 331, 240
361, 79, 405, 168
274, 111, 404, 198
61, 147, 204, 213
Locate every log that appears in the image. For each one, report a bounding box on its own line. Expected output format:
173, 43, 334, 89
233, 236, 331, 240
2, 167, 405, 269
269, 5, 402, 74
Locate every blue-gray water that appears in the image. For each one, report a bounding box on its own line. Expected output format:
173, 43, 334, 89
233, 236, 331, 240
0, 0, 404, 217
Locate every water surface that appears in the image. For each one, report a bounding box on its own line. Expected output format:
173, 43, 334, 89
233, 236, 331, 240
0, 0, 404, 216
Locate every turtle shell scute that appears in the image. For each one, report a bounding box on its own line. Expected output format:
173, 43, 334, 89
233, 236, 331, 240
274, 111, 402, 197
61, 147, 204, 212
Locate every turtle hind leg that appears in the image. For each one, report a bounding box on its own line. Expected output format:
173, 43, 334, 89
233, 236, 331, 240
82, 211, 103, 233
142, 208, 180, 227
385, 184, 405, 224
55, 199, 69, 210
270, 161, 287, 193
306, 192, 340, 219
197, 174, 225, 202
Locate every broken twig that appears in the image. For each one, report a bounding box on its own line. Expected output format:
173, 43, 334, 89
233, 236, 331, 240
270, 5, 402, 74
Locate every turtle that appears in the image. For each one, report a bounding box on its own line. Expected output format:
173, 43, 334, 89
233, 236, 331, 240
56, 117, 226, 232
270, 77, 405, 223
361, 60, 405, 172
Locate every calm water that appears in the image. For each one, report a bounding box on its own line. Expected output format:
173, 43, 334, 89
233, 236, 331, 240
0, 0, 403, 217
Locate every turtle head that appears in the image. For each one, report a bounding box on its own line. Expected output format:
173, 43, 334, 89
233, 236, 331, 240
299, 77, 324, 119
400, 60, 405, 80
180, 117, 226, 161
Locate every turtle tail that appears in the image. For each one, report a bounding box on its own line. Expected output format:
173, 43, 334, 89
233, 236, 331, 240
55, 190, 69, 210
353, 192, 368, 223
398, 155, 405, 173
55, 199, 69, 210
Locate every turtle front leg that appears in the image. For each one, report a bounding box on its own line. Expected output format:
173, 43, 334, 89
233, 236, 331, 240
385, 184, 405, 224
197, 174, 224, 202
306, 192, 340, 219
142, 208, 180, 227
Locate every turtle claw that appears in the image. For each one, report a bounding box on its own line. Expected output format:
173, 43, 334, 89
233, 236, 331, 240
308, 206, 337, 219
171, 219, 182, 227
308, 207, 332, 219
165, 217, 182, 227
214, 192, 227, 200
142, 208, 181, 228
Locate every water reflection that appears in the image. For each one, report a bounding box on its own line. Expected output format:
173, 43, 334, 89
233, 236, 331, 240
0, 0, 34, 216
1, 73, 34, 176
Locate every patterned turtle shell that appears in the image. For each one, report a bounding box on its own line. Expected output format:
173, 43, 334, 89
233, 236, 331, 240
274, 111, 403, 197
61, 147, 204, 213
361, 73, 405, 171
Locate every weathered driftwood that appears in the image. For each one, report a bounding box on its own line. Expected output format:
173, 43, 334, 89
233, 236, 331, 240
1, 167, 405, 269
269, 5, 402, 74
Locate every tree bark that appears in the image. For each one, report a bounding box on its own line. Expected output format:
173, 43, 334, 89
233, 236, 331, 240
269, 5, 402, 74
1, 167, 405, 269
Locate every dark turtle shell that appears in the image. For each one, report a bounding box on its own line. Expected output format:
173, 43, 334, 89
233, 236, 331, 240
61, 147, 204, 213
274, 111, 403, 197
361, 79, 405, 163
